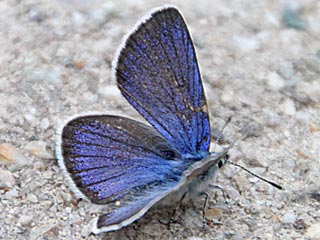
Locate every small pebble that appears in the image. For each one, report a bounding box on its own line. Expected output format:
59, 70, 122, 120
277, 61, 295, 80
310, 123, 318, 133
41, 200, 53, 208
27, 194, 38, 203
72, 11, 86, 27
224, 185, 241, 200
302, 82, 320, 103
293, 219, 307, 230
220, 90, 234, 105
249, 203, 262, 214
234, 175, 250, 193
310, 192, 320, 202
28, 7, 45, 23
279, 99, 296, 115
24, 112, 36, 123
266, 11, 280, 27
24, 141, 51, 159
69, 213, 81, 224
263, 110, 281, 128
280, 212, 297, 224
19, 215, 33, 226
33, 161, 45, 170
282, 7, 305, 30
246, 219, 259, 232
0, 143, 32, 171
0, 143, 15, 164
98, 85, 122, 102
40, 118, 50, 130
233, 35, 259, 52
303, 56, 320, 74
4, 188, 19, 198
205, 208, 222, 222
267, 72, 285, 91
240, 145, 267, 167
89, 8, 110, 27
0, 170, 15, 188
73, 60, 85, 69
65, 207, 72, 214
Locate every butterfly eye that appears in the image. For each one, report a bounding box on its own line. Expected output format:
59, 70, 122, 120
217, 154, 228, 168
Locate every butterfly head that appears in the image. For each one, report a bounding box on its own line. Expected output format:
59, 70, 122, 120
208, 149, 229, 169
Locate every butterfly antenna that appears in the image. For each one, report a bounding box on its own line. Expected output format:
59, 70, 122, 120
214, 116, 232, 152
224, 124, 283, 190
215, 118, 282, 190
229, 161, 283, 190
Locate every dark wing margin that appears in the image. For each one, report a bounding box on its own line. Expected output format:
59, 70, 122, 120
114, 6, 210, 157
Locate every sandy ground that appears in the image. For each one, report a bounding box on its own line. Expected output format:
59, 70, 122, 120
0, 0, 319, 239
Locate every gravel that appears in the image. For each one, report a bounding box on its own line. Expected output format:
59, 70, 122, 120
0, 0, 319, 239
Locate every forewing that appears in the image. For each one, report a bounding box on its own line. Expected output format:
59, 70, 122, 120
57, 115, 184, 205
115, 7, 210, 156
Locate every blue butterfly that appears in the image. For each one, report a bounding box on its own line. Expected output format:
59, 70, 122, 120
56, 5, 230, 234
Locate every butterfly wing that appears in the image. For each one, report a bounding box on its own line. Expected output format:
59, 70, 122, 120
57, 6, 216, 234
57, 115, 191, 232
57, 115, 185, 204
115, 6, 210, 157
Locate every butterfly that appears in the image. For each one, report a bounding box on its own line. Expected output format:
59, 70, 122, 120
56, 5, 231, 234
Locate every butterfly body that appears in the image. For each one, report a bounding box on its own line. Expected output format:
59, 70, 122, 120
56, 5, 230, 234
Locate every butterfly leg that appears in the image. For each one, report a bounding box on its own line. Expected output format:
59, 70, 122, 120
208, 184, 229, 206
170, 191, 189, 224
201, 192, 209, 227
159, 191, 188, 229
199, 185, 231, 229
